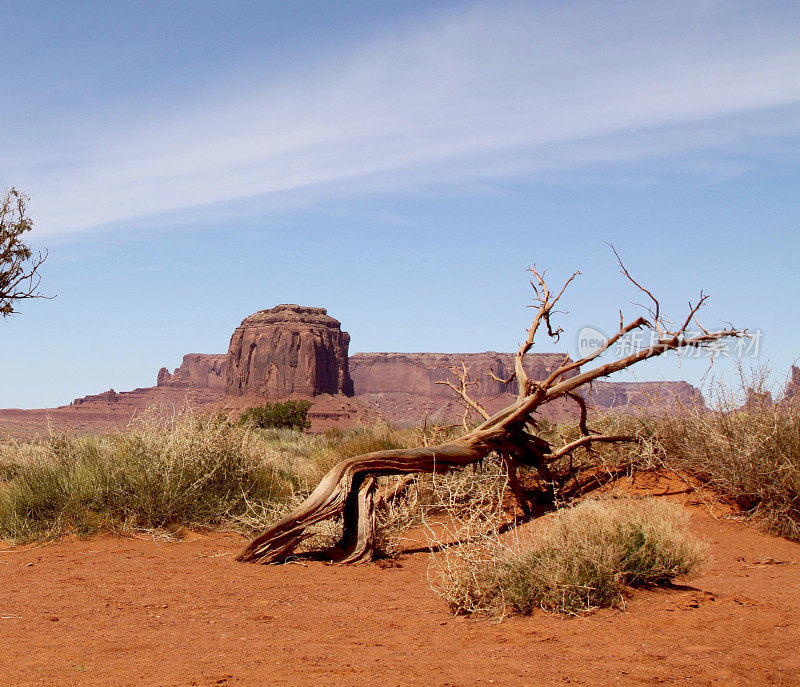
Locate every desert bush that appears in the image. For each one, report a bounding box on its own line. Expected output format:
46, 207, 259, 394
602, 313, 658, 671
526, 373, 800, 543
431, 498, 705, 617
370, 456, 511, 558
419, 455, 510, 527
239, 399, 312, 430
0, 415, 296, 543
0, 460, 21, 482
0, 419, 428, 545
652, 398, 800, 541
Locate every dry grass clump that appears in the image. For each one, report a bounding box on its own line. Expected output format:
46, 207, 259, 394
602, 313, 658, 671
431, 498, 705, 617
252, 423, 419, 498
315, 423, 417, 467
0, 418, 423, 545
532, 371, 800, 543
0, 415, 298, 543
653, 400, 800, 540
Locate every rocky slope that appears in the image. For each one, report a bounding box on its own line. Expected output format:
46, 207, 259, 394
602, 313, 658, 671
0, 385, 226, 438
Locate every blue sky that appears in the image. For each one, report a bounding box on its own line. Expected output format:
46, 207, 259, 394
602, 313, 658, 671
1, 0, 798, 408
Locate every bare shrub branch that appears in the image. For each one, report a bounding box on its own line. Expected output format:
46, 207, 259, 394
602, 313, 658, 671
435, 361, 491, 425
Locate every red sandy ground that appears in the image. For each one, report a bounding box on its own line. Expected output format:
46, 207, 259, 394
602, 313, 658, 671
0, 505, 798, 687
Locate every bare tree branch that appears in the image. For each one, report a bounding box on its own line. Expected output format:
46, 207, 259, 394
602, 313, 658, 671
513, 267, 580, 401
609, 242, 663, 335
435, 361, 490, 422
546, 434, 637, 463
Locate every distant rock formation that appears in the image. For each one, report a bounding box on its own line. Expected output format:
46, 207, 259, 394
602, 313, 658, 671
349, 352, 578, 425
585, 381, 706, 413
0, 304, 716, 438
348, 353, 706, 424
350, 351, 570, 399
226, 305, 354, 398
72, 389, 119, 406
743, 387, 773, 412
157, 354, 227, 390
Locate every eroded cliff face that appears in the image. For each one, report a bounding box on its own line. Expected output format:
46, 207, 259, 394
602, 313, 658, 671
226, 305, 354, 398
585, 381, 706, 413
157, 354, 227, 390
349, 352, 570, 399
349, 352, 577, 425
347, 352, 708, 424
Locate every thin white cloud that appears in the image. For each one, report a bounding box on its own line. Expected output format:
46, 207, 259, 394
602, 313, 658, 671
8, 1, 800, 237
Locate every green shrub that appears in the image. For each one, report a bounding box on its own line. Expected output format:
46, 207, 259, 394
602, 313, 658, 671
432, 498, 705, 617
239, 400, 312, 430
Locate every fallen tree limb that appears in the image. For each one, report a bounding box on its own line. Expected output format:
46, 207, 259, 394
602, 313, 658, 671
237, 442, 491, 563
237, 255, 746, 564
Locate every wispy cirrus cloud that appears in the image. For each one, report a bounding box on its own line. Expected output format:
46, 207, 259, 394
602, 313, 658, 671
6, 1, 800, 237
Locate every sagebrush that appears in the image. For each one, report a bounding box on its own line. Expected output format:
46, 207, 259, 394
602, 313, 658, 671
431, 498, 705, 616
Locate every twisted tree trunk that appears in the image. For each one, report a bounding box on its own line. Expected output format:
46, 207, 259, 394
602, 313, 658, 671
237, 441, 491, 563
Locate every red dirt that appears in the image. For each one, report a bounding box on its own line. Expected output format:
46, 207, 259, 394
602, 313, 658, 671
1, 509, 798, 686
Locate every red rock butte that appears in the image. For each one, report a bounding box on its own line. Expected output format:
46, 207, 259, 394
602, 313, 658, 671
225, 304, 354, 398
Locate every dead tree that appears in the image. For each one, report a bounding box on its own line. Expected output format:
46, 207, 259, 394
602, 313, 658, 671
237, 256, 745, 564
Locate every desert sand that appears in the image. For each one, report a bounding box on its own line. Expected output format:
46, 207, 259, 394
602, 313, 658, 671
1, 507, 797, 686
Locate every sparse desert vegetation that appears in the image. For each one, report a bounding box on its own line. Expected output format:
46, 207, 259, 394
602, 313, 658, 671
0, 415, 421, 545
431, 498, 706, 616
1, 328, 798, 686
651, 396, 800, 542
2, 393, 797, 619
0, 415, 290, 543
